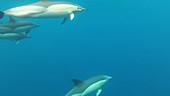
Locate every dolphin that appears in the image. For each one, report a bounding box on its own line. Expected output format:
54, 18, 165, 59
0, 16, 39, 34
0, 0, 86, 24
0, 31, 30, 44
66, 75, 112, 96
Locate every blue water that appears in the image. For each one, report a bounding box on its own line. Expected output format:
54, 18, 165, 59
0, 0, 170, 96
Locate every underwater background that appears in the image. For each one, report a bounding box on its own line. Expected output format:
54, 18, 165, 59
0, 0, 170, 96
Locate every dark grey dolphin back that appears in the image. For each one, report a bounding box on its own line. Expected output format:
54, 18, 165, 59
0, 16, 36, 29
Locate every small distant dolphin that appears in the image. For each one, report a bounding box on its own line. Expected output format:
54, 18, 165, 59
0, 0, 86, 24
0, 32, 30, 44
0, 17, 39, 44
0, 16, 39, 34
66, 75, 112, 96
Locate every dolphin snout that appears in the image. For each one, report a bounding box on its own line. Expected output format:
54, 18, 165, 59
81, 8, 87, 11
36, 24, 40, 27
105, 75, 112, 80
108, 76, 112, 79
77, 6, 87, 12
34, 24, 40, 27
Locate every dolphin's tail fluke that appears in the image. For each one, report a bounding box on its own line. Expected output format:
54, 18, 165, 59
0, 11, 4, 19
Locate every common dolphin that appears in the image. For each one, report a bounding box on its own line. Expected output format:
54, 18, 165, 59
0, 32, 30, 44
0, 16, 39, 34
66, 75, 112, 96
0, 17, 39, 44
0, 0, 86, 24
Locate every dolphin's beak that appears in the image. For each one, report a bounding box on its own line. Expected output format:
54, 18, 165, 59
108, 76, 112, 79
82, 8, 87, 11
106, 76, 112, 80
35, 24, 40, 27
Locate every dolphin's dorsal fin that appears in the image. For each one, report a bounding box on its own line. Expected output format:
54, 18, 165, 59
9, 16, 16, 23
72, 79, 83, 86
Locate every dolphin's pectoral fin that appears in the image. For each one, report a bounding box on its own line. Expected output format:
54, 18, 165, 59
70, 12, 75, 20
26, 33, 31, 38
15, 40, 20, 45
96, 89, 102, 96
61, 17, 68, 25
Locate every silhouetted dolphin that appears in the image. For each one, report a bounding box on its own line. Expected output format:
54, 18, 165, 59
0, 0, 86, 24
0, 32, 30, 44
66, 75, 112, 96
0, 16, 39, 34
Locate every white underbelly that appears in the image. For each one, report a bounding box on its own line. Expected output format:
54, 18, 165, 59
29, 11, 70, 18
82, 80, 107, 96
0, 33, 23, 40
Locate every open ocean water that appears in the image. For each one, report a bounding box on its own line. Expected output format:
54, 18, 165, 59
0, 0, 170, 96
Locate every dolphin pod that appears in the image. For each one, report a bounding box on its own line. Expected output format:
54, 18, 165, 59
66, 75, 112, 96
0, 0, 86, 44
0, 16, 39, 44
